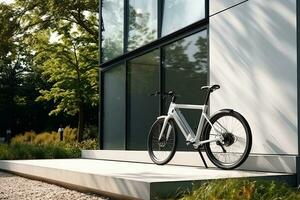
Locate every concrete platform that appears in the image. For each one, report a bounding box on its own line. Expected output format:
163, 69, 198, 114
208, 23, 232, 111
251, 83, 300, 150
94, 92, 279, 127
0, 159, 295, 199
82, 150, 297, 173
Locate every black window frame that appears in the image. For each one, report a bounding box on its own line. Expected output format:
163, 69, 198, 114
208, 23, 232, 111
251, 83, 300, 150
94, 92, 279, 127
99, 0, 209, 150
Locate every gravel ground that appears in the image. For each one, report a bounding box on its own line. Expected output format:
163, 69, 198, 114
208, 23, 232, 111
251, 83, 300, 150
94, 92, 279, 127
0, 171, 110, 200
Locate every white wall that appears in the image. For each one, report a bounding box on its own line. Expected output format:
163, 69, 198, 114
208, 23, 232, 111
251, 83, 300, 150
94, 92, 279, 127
210, 0, 297, 155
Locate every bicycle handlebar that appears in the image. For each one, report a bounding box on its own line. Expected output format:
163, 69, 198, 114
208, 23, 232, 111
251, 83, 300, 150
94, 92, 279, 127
150, 84, 220, 105
150, 91, 177, 102
150, 91, 175, 97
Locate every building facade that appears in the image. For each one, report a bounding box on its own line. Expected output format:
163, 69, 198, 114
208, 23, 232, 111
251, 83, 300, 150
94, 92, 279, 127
100, 0, 300, 174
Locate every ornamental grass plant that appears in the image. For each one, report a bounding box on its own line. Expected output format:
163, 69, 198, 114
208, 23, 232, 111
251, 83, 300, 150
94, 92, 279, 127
179, 179, 300, 200
0, 126, 97, 160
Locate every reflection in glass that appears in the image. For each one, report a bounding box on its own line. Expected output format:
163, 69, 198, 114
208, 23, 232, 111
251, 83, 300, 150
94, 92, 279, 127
163, 30, 208, 150
127, 50, 160, 150
162, 0, 205, 36
103, 65, 126, 149
128, 0, 157, 51
102, 0, 124, 62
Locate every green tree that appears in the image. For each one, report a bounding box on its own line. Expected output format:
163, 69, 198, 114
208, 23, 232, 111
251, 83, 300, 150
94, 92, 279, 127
33, 29, 98, 142
13, 0, 99, 141
14, 0, 98, 42
0, 3, 32, 134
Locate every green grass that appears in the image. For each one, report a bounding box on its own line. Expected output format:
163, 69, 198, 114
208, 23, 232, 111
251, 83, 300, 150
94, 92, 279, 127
0, 143, 81, 160
178, 179, 300, 200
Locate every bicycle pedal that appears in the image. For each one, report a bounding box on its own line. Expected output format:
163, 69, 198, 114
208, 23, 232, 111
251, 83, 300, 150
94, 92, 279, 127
186, 141, 195, 146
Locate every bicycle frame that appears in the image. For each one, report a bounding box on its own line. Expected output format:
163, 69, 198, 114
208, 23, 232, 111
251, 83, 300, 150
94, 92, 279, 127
158, 102, 223, 149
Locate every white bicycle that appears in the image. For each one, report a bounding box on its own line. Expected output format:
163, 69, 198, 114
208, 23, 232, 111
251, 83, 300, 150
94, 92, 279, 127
147, 85, 252, 169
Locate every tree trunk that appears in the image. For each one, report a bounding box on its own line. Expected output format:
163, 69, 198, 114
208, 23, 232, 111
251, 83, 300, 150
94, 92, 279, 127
77, 103, 84, 142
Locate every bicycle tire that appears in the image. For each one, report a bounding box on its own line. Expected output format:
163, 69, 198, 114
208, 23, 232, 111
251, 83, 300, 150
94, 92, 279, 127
204, 110, 252, 169
147, 118, 177, 165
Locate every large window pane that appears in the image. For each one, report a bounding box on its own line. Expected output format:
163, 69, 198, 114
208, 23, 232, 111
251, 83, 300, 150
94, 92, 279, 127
103, 65, 126, 149
162, 0, 205, 36
102, 0, 124, 62
163, 30, 208, 150
128, 0, 157, 51
127, 50, 159, 150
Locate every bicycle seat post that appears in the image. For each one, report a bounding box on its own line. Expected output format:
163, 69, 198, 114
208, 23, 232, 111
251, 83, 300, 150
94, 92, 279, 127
204, 91, 211, 105
171, 95, 176, 103
201, 85, 220, 105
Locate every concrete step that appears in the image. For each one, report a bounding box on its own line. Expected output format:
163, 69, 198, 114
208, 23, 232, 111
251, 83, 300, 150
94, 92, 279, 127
0, 159, 295, 199
82, 150, 297, 173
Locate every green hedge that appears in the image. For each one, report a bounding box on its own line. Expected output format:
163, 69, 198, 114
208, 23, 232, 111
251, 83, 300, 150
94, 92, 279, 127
179, 179, 300, 200
0, 143, 81, 160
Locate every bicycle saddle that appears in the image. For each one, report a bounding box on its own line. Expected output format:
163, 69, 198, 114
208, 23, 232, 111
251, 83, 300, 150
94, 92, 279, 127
201, 84, 220, 91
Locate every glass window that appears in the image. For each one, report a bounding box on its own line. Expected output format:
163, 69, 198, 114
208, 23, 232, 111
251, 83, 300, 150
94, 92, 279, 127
162, 0, 206, 36
102, 0, 124, 62
163, 30, 208, 150
128, 0, 157, 51
103, 65, 126, 149
127, 50, 160, 150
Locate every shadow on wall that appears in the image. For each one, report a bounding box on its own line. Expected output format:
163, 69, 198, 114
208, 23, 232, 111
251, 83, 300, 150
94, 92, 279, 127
210, 0, 297, 154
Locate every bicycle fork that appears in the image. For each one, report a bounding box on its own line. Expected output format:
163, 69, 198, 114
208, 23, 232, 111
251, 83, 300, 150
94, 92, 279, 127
158, 116, 173, 141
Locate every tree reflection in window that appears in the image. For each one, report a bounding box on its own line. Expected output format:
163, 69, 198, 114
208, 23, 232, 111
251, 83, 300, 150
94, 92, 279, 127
128, 0, 157, 51
127, 50, 159, 150
164, 31, 208, 85
162, 0, 205, 36
102, 0, 124, 62
163, 30, 208, 150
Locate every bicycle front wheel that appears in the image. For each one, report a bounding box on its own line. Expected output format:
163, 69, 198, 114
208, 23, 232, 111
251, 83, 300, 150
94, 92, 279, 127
147, 118, 177, 165
204, 110, 252, 169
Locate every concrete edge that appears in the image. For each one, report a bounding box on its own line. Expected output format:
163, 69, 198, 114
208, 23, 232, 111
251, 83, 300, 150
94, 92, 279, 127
0, 168, 137, 200
0, 160, 150, 200
82, 150, 296, 173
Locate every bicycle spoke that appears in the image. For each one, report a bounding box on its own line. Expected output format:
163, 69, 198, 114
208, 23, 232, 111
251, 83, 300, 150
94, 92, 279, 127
207, 113, 250, 167
149, 119, 176, 164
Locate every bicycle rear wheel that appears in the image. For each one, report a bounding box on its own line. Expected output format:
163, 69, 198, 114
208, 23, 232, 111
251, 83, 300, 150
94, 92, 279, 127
204, 110, 252, 169
147, 118, 177, 165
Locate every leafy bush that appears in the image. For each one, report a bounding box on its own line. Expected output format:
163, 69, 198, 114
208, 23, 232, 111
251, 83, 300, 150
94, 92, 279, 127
76, 139, 97, 150
0, 143, 81, 160
180, 179, 300, 200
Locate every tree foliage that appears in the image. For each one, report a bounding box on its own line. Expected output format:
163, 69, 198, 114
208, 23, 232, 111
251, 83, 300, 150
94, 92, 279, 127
0, 0, 99, 140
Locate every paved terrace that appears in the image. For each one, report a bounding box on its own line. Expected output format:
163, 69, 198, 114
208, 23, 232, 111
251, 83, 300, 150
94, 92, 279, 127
0, 159, 295, 200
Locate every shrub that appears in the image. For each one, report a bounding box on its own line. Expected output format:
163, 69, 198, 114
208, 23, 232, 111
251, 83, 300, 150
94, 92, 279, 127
180, 179, 300, 200
0, 143, 81, 160
0, 144, 10, 160
76, 139, 97, 150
